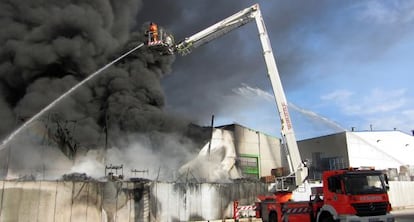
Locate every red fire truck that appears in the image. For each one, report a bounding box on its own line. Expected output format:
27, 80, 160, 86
256, 168, 393, 222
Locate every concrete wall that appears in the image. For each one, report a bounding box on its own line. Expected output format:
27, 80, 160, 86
388, 181, 414, 209
0, 180, 267, 222
1, 180, 413, 221
0, 181, 106, 222
0, 180, 145, 222
150, 182, 267, 221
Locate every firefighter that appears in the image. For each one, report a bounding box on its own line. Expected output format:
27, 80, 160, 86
149, 22, 158, 42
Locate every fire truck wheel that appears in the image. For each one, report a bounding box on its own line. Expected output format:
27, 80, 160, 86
268, 211, 277, 222
320, 215, 335, 222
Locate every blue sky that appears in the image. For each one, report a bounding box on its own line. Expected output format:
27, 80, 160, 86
151, 1, 414, 140
282, 1, 414, 139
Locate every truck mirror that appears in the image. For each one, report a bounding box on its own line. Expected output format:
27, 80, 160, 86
384, 174, 390, 191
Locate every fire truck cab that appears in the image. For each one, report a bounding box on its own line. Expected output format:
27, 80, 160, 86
316, 168, 394, 222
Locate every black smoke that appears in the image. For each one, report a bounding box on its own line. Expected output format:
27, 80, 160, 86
0, 0, 207, 164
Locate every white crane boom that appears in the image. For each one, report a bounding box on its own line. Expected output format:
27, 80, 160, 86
251, 5, 308, 191
175, 5, 255, 55
158, 4, 308, 190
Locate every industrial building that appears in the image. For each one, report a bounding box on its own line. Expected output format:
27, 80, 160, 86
179, 124, 287, 182
298, 130, 414, 181
192, 124, 414, 181
1, 123, 414, 221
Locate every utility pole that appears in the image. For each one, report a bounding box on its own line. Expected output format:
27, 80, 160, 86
207, 114, 215, 157
207, 114, 214, 182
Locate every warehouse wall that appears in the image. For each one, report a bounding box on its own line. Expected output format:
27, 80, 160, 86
347, 131, 414, 171
298, 131, 414, 181
298, 132, 349, 180
0, 180, 267, 222
150, 181, 267, 221
0, 180, 142, 222
1, 180, 413, 221
298, 132, 349, 165
0, 181, 105, 222
231, 124, 286, 177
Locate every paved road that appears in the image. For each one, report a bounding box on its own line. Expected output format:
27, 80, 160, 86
392, 208, 414, 222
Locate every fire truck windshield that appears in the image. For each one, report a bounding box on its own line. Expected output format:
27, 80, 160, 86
343, 174, 386, 195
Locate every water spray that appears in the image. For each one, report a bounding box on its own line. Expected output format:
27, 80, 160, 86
0, 43, 145, 151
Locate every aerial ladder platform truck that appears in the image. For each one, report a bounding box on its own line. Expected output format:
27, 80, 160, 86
145, 3, 394, 222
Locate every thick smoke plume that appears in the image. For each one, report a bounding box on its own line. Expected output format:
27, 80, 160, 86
0, 0, 209, 179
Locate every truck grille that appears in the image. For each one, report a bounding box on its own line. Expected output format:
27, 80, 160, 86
351, 202, 388, 216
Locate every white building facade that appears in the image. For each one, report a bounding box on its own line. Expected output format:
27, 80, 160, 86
298, 130, 414, 181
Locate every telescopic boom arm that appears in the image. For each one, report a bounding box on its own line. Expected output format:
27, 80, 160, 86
174, 4, 308, 190
175, 5, 256, 55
